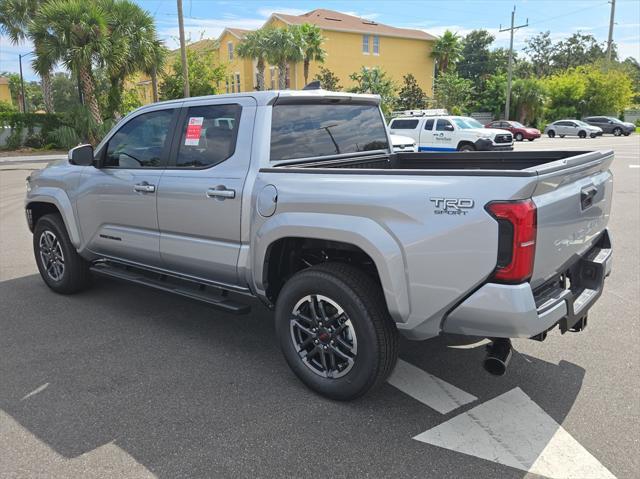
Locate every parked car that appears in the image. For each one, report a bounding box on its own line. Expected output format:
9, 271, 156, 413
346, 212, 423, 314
26, 90, 613, 400
582, 116, 634, 136
544, 120, 603, 138
484, 120, 541, 142
389, 112, 513, 151
390, 134, 417, 152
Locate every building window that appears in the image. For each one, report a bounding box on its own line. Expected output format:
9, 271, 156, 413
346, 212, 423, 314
227, 41, 234, 61
235, 73, 241, 92
373, 35, 379, 55
362, 35, 370, 54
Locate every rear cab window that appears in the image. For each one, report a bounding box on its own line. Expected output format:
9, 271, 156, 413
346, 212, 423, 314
270, 103, 389, 162
424, 119, 435, 131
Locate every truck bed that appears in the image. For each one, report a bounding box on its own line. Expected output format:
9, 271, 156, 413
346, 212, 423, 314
268, 150, 609, 177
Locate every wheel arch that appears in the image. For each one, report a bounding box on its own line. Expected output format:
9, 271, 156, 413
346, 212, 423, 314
456, 140, 476, 151
252, 213, 410, 323
26, 189, 81, 248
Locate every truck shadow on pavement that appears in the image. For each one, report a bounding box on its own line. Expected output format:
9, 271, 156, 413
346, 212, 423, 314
0, 274, 586, 478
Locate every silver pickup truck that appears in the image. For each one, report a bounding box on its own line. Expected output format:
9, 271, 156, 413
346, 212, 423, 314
25, 89, 613, 400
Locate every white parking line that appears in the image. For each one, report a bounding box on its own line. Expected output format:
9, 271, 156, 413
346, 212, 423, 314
387, 359, 477, 414
21, 383, 49, 401
413, 387, 616, 479
629, 164, 640, 168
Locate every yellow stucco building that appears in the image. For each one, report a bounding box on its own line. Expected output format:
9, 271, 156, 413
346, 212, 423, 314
133, 8, 436, 102
0, 77, 12, 105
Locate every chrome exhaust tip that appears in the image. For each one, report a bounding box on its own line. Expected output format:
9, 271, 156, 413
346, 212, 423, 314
483, 339, 512, 376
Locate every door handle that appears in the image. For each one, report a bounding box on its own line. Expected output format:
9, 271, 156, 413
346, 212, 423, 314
206, 186, 236, 199
133, 182, 156, 193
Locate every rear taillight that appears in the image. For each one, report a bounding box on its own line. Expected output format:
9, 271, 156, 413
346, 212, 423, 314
486, 199, 537, 283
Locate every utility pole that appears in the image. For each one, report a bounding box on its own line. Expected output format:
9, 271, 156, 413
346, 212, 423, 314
177, 0, 190, 98
500, 6, 528, 120
18, 54, 27, 113
606, 0, 616, 61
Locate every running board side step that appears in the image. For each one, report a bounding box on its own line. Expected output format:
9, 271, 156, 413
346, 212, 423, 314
90, 263, 251, 314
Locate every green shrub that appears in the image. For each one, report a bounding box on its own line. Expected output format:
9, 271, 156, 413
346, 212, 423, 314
48, 126, 81, 150
0, 112, 65, 149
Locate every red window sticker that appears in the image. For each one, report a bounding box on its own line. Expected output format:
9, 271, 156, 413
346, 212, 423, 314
185, 117, 204, 146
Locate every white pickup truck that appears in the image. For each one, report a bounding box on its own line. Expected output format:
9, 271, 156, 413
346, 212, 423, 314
26, 89, 612, 400
389, 112, 514, 152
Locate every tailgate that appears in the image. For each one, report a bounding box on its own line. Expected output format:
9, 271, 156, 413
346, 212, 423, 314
530, 150, 614, 288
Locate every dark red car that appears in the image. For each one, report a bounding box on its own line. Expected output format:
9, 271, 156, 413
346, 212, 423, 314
485, 120, 541, 141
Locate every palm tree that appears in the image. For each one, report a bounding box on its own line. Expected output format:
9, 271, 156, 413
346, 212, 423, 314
295, 23, 326, 86
0, 0, 54, 113
32, 0, 109, 131
511, 78, 546, 124
431, 30, 463, 74
100, 0, 164, 117
236, 29, 270, 91
265, 27, 303, 90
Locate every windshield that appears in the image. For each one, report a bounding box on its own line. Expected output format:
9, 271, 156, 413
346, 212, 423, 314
511, 121, 525, 128
270, 103, 389, 161
452, 117, 484, 129
575, 120, 590, 127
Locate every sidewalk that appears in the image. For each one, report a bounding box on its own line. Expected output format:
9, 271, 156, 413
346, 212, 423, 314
0, 153, 67, 165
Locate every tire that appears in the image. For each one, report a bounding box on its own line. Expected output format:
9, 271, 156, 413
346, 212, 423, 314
515, 132, 524, 141
559, 134, 565, 138
33, 214, 91, 294
590, 133, 597, 138
578, 130, 587, 139
458, 143, 476, 152
547, 130, 555, 138
613, 127, 622, 136
623, 132, 630, 136
275, 263, 399, 401
527, 138, 535, 141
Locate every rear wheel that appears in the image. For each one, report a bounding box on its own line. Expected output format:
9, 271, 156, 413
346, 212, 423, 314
547, 130, 556, 138
578, 130, 587, 138
515, 132, 524, 141
527, 138, 535, 141
33, 214, 91, 294
275, 263, 398, 400
613, 127, 622, 136
458, 143, 476, 152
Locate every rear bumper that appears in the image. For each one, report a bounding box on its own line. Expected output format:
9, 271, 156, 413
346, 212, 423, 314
443, 230, 612, 338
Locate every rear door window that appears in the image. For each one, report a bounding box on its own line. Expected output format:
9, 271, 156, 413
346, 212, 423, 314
173, 104, 242, 168
424, 119, 435, 131
390, 119, 419, 130
270, 103, 389, 161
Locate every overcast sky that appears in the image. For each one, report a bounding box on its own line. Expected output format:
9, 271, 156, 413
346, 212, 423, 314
1, 0, 639, 81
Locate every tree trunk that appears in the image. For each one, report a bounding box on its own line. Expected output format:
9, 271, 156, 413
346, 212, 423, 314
41, 70, 54, 113
278, 62, 286, 90
304, 59, 310, 86
79, 65, 102, 143
151, 66, 159, 102
256, 58, 265, 91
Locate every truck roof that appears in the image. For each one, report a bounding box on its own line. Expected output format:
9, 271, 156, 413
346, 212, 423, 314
137, 89, 381, 110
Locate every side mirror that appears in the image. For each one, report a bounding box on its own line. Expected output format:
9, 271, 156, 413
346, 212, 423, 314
69, 144, 94, 166
444, 124, 454, 132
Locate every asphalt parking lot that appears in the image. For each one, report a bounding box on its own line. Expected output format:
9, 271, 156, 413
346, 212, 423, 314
1, 134, 638, 478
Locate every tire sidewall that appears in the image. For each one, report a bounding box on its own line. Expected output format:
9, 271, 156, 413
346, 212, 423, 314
33, 215, 77, 292
275, 270, 382, 400
613, 127, 622, 136
548, 130, 555, 138
515, 133, 523, 141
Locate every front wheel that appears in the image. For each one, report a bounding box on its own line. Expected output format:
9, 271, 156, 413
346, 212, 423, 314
275, 263, 398, 400
458, 143, 476, 152
33, 214, 91, 294
578, 130, 587, 138
547, 130, 556, 138
613, 127, 622, 136
590, 133, 597, 138
515, 133, 524, 141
